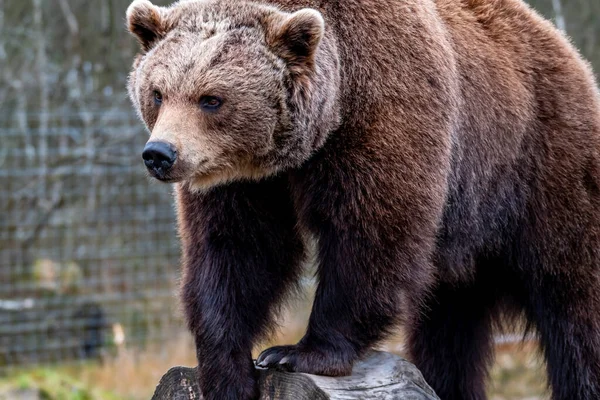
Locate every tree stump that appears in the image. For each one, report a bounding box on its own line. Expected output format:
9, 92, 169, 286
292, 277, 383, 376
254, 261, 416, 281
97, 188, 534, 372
151, 351, 439, 399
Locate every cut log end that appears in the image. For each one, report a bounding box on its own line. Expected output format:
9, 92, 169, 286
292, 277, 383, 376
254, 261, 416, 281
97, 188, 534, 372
151, 351, 439, 399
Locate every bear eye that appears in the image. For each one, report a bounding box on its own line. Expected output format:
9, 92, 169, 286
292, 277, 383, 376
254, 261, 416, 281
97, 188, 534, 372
153, 90, 163, 106
199, 96, 223, 113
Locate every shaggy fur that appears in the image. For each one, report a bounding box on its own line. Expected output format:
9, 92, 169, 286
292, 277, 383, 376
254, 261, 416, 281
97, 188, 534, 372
126, 0, 600, 399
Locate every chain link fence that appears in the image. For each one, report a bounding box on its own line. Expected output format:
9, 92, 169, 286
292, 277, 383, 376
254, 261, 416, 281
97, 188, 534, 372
0, 0, 182, 372
0, 110, 182, 370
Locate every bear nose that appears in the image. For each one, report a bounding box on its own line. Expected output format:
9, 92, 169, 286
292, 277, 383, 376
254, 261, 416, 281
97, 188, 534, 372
142, 141, 177, 175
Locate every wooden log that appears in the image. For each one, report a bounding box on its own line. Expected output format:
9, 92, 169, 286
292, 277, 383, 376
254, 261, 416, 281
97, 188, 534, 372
151, 351, 440, 399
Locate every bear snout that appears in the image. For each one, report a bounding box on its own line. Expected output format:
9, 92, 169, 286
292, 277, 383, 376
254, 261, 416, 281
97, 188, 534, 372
142, 141, 178, 180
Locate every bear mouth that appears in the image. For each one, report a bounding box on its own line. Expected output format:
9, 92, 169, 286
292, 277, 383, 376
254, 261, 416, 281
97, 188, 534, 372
148, 170, 182, 183
154, 177, 179, 183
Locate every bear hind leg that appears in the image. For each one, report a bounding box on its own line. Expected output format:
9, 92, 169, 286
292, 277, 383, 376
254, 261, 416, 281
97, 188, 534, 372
407, 281, 497, 400
524, 272, 600, 400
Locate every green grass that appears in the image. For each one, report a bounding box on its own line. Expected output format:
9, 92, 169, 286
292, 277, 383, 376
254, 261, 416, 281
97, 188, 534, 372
0, 367, 126, 400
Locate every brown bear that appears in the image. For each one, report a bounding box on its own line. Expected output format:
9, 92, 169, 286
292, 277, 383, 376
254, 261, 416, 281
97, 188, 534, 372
126, 0, 600, 399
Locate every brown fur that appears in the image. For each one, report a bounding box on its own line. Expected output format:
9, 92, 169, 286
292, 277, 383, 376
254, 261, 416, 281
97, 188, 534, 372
126, 0, 600, 399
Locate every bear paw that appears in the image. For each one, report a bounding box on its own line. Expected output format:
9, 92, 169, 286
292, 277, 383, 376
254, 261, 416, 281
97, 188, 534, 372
256, 344, 354, 376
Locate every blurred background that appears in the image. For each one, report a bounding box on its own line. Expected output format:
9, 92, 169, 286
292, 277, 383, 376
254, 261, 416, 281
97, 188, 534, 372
0, 0, 598, 399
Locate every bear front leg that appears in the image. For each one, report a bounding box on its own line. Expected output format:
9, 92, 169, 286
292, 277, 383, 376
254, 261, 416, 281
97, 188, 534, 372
257, 214, 437, 376
177, 178, 304, 400
257, 222, 435, 375
257, 155, 444, 375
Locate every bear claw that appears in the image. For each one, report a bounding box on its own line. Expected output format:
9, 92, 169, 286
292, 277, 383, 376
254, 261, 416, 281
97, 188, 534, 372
256, 344, 354, 376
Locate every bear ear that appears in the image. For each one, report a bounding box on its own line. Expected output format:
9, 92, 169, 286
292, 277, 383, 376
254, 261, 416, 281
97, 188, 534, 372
126, 0, 166, 51
266, 8, 325, 75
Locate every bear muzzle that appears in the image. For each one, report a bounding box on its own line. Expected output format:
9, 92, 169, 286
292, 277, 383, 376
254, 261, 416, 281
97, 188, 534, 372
142, 141, 178, 181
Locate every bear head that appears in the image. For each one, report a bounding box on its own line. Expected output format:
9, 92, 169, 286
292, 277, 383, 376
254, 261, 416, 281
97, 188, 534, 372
126, 0, 340, 190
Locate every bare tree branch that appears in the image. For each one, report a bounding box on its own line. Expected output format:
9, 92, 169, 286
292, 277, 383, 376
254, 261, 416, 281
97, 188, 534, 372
33, 0, 49, 196
57, 0, 79, 36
